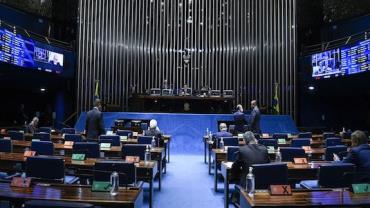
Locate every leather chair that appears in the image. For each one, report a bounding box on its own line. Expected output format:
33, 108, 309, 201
325, 145, 348, 161
227, 146, 239, 162
116, 130, 133, 137
25, 200, 94, 208
217, 137, 238, 148
94, 160, 136, 186
122, 144, 147, 160
38, 127, 52, 134
323, 132, 335, 140
258, 139, 278, 149
291, 138, 311, 148
0, 139, 12, 152
272, 133, 288, 140
33, 132, 51, 141
298, 132, 312, 139
252, 163, 288, 189
72, 142, 100, 158
64, 134, 83, 142
280, 147, 306, 162
31, 141, 54, 156
99, 135, 120, 146
300, 163, 355, 189
61, 128, 76, 134
8, 131, 24, 140
325, 138, 342, 147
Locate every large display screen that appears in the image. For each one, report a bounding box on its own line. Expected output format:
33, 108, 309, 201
311, 39, 370, 79
0, 25, 64, 74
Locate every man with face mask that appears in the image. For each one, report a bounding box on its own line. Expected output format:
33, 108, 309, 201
85, 99, 106, 140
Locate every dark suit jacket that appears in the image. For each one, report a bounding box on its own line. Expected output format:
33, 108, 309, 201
233, 111, 246, 133
144, 128, 163, 146
250, 106, 261, 134
85, 107, 105, 140
342, 144, 370, 172
231, 144, 270, 187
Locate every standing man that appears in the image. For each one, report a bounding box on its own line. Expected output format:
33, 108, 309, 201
249, 100, 261, 134
85, 99, 106, 140
233, 104, 246, 133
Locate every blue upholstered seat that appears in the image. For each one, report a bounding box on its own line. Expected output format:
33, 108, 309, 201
280, 147, 306, 162
99, 135, 120, 146
33, 132, 51, 141
94, 160, 136, 186
325, 138, 342, 147
325, 145, 348, 161
252, 163, 288, 189
122, 144, 147, 160
8, 131, 24, 140
0, 139, 12, 152
290, 138, 311, 148
72, 142, 100, 158
258, 139, 278, 149
31, 141, 54, 156
64, 134, 83, 142
61, 128, 76, 134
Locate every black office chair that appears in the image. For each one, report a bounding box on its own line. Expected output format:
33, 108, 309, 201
72, 142, 100, 158
122, 144, 147, 160
325, 137, 342, 147
31, 141, 54, 156
140, 123, 148, 131
38, 127, 52, 134
26, 156, 78, 184
64, 134, 84, 142
272, 133, 288, 140
298, 132, 312, 139
252, 163, 288, 189
325, 145, 348, 161
25, 200, 94, 208
290, 139, 311, 148
280, 147, 306, 162
227, 146, 239, 162
258, 139, 278, 149
323, 132, 335, 140
99, 135, 120, 146
8, 131, 24, 140
33, 133, 51, 141
0, 139, 12, 152
94, 160, 136, 187
341, 132, 351, 140
217, 137, 238, 148
61, 128, 76, 134
116, 130, 133, 137
300, 163, 355, 189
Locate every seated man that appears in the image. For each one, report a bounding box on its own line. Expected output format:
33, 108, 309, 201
27, 117, 39, 134
213, 123, 233, 139
144, 119, 163, 146
335, 130, 370, 173
231, 131, 270, 187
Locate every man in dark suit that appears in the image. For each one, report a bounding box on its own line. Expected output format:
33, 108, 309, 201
249, 100, 261, 134
85, 99, 105, 140
336, 130, 370, 173
233, 104, 246, 133
232, 131, 270, 187
213, 123, 233, 139
144, 119, 162, 138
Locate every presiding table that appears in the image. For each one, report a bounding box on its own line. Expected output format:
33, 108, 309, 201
0, 182, 142, 208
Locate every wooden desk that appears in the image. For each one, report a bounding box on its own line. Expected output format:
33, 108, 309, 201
239, 188, 370, 207
211, 147, 326, 192
0, 152, 157, 208
0, 182, 142, 208
221, 161, 332, 208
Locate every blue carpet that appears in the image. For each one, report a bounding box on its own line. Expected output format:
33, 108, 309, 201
143, 154, 233, 208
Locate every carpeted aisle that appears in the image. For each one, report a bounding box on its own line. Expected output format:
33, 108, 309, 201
144, 154, 229, 208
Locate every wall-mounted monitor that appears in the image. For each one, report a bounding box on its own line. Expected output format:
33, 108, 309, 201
0, 24, 66, 74
311, 39, 370, 79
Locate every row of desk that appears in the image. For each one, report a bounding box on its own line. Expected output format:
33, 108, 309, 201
0, 132, 173, 208
202, 133, 370, 208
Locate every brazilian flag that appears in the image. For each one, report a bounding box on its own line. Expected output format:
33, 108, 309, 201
94, 80, 99, 99
273, 83, 280, 114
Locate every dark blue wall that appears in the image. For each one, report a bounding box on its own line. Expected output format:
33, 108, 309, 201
298, 14, 370, 131
0, 4, 49, 35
